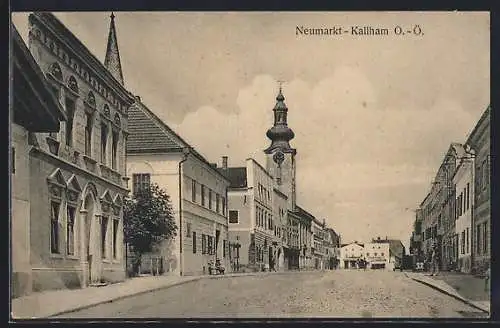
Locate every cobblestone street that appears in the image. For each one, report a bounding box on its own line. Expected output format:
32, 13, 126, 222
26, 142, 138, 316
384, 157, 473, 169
53, 270, 487, 319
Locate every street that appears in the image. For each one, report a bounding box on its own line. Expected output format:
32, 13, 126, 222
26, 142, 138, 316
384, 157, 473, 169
52, 270, 487, 318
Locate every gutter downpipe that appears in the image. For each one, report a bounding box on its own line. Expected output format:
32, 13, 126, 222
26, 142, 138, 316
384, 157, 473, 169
178, 147, 190, 276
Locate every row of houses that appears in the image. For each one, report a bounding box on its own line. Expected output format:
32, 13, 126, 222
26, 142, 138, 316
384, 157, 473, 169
409, 106, 491, 274
339, 237, 405, 271
11, 12, 341, 298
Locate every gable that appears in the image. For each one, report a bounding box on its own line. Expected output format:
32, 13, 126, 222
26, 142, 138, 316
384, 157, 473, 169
100, 190, 114, 203
66, 174, 82, 192
47, 168, 66, 187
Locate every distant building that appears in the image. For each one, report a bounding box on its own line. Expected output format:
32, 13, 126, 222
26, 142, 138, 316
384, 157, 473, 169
363, 242, 390, 270
18, 12, 135, 294
311, 218, 326, 270
339, 242, 364, 269
127, 98, 230, 276
218, 158, 282, 272
323, 228, 340, 269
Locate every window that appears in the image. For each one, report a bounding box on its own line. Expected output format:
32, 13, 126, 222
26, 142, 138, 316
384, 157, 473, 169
186, 222, 192, 237
191, 180, 196, 202
476, 225, 481, 256
85, 112, 93, 156
111, 130, 119, 170
482, 222, 488, 254
65, 97, 75, 146
222, 197, 226, 215
229, 210, 239, 224
461, 231, 465, 254
193, 232, 197, 254
51, 201, 60, 254
132, 173, 150, 195
101, 123, 108, 164
202, 234, 207, 254
223, 240, 226, 258
113, 219, 119, 259
66, 206, 76, 255
208, 190, 212, 210
463, 188, 466, 212
201, 185, 205, 206
11, 147, 15, 174
482, 160, 488, 190
207, 236, 213, 255
216, 194, 220, 213
381, 252, 384, 256
466, 227, 469, 253
466, 183, 470, 210
101, 216, 109, 259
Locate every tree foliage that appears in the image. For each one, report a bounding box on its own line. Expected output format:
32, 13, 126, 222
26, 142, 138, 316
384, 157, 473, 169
123, 183, 177, 255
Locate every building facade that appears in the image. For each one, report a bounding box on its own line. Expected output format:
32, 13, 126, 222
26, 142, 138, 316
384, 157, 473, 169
126, 99, 230, 276
363, 242, 390, 270
11, 24, 67, 297
466, 106, 491, 274
219, 158, 281, 272
439, 143, 464, 271
311, 218, 326, 270
453, 148, 475, 273
339, 242, 364, 269
21, 13, 135, 293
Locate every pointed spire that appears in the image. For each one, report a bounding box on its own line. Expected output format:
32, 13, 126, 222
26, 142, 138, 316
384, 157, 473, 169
104, 12, 124, 85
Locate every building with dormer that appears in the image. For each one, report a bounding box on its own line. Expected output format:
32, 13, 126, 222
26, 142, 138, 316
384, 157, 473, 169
12, 12, 136, 295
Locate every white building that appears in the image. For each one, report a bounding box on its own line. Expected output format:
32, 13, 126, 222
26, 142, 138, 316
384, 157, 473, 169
126, 99, 230, 276
219, 158, 284, 272
364, 242, 391, 270
339, 242, 364, 269
453, 147, 475, 273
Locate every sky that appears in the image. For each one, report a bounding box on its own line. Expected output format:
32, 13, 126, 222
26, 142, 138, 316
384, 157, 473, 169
12, 11, 490, 250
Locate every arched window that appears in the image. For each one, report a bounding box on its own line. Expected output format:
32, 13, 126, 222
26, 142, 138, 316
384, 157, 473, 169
87, 92, 96, 107
114, 113, 121, 127
50, 62, 63, 81
68, 76, 79, 93
103, 104, 110, 117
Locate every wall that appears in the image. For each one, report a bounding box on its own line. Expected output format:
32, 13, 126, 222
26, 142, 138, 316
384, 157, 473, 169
454, 158, 473, 273
127, 152, 230, 276
11, 123, 32, 298
30, 150, 126, 292
127, 153, 181, 275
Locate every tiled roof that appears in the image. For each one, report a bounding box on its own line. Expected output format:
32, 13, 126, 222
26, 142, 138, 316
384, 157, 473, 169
217, 167, 247, 188
127, 103, 184, 153
126, 99, 230, 183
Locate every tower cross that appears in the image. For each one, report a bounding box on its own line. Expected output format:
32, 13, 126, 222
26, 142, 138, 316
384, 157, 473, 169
277, 80, 286, 93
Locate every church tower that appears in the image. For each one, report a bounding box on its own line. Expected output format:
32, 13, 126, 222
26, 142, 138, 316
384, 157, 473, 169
264, 86, 297, 210
104, 12, 124, 85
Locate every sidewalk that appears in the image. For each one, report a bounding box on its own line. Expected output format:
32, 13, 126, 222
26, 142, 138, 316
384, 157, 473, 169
405, 272, 490, 314
11, 270, 308, 319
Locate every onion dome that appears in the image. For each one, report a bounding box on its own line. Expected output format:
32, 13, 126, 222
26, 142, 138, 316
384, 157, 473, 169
264, 88, 296, 154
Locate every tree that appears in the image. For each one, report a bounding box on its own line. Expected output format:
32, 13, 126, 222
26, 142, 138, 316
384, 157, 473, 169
123, 183, 177, 275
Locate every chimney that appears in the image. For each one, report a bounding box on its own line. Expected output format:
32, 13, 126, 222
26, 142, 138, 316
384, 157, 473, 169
222, 156, 228, 169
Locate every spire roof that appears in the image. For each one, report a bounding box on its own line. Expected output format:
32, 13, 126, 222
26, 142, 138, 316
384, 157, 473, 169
104, 12, 124, 85
264, 86, 295, 154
